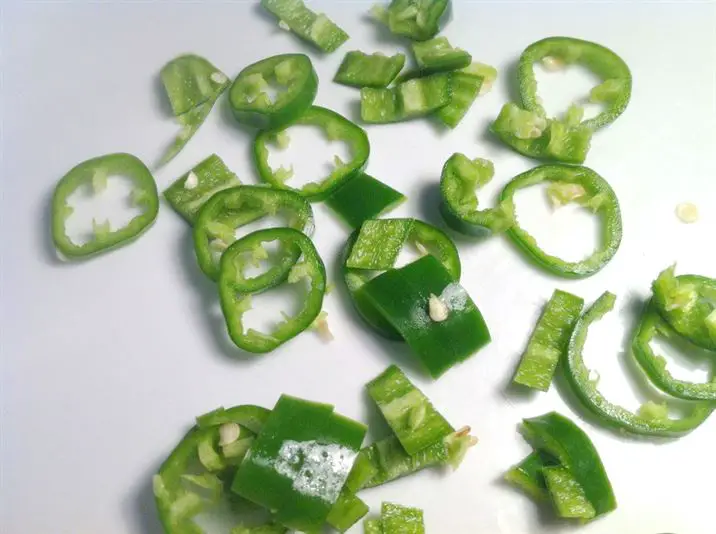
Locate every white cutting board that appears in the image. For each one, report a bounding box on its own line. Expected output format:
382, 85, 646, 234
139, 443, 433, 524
2, 1, 716, 533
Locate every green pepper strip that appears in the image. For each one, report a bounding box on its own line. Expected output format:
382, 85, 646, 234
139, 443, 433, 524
261, 0, 349, 53
326, 491, 370, 533
193, 185, 314, 281
632, 305, 716, 401
347, 219, 415, 271
378, 0, 450, 42
565, 292, 714, 436
381, 502, 425, 534
499, 164, 622, 278
368, 365, 454, 455
491, 103, 593, 165
164, 154, 241, 224
325, 172, 406, 229
518, 36, 632, 131
334, 51, 406, 88
435, 71, 482, 129
219, 228, 326, 354
159, 54, 230, 164
504, 451, 552, 501
230, 54, 318, 130
513, 289, 584, 391
343, 218, 461, 340
521, 412, 616, 518
254, 106, 370, 202
412, 37, 471, 75
51, 153, 159, 259
651, 266, 716, 351
361, 73, 452, 124
439, 153, 515, 236
543, 466, 596, 519
359, 255, 490, 378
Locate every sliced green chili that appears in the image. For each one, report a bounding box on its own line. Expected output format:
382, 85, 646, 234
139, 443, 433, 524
518, 37, 632, 130
364, 519, 383, 534
412, 37, 471, 74
51, 153, 159, 259
219, 228, 326, 354
347, 219, 415, 271
439, 153, 515, 236
334, 51, 406, 88
375, 0, 450, 42
195, 405, 271, 433
254, 106, 370, 202
504, 451, 552, 501
193, 186, 313, 281
261, 0, 348, 53
652, 266, 716, 351
361, 73, 452, 123
381, 502, 425, 534
326, 491, 370, 533
499, 164, 622, 278
435, 71, 482, 129
325, 172, 406, 229
543, 466, 596, 519
513, 289, 584, 391
565, 292, 714, 436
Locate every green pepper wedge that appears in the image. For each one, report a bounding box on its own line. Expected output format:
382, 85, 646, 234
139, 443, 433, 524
651, 266, 716, 351
51, 153, 159, 259
499, 164, 622, 278
334, 51, 406, 88
361, 73, 452, 124
261, 0, 349, 53
193, 186, 314, 281
219, 228, 326, 354
374, 0, 450, 42
518, 37, 632, 131
565, 292, 714, 436
325, 172, 406, 229
229, 54, 318, 130
254, 106, 370, 202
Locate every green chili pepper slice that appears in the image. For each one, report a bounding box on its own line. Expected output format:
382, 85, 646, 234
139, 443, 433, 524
219, 228, 326, 354
361, 73, 452, 124
364, 519, 383, 534
513, 289, 585, 391
381, 502, 425, 534
412, 37, 471, 74
347, 219, 415, 271
164, 154, 241, 224
51, 153, 159, 259
632, 305, 716, 401
504, 451, 553, 501
434, 73, 481, 129
326, 491, 370, 533
375, 0, 450, 42
499, 164, 622, 278
439, 153, 515, 236
543, 466, 596, 519
651, 266, 716, 351
195, 405, 271, 433
565, 292, 714, 436
518, 37, 632, 130
254, 106, 370, 202
367, 365, 454, 454
325, 172, 406, 229
229, 54, 318, 130
334, 51, 406, 88
261, 0, 349, 53
193, 186, 314, 281
343, 218, 461, 340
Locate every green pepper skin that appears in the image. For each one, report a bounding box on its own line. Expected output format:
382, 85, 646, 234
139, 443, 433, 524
51, 153, 159, 259
565, 292, 714, 436
261, 0, 349, 53
195, 405, 271, 433
381, 502, 424, 534
384, 0, 450, 42
334, 51, 406, 88
518, 37, 632, 131
229, 54, 318, 130
504, 451, 553, 501
412, 37, 471, 75
219, 228, 326, 354
435, 72, 483, 129
361, 73, 452, 124
254, 106, 370, 202
325, 172, 406, 229
500, 164, 622, 278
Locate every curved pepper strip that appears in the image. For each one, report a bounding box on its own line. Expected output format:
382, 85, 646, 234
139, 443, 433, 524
261, 0, 349, 53
439, 153, 515, 236
632, 305, 716, 401
219, 228, 326, 354
230, 54, 318, 130
518, 37, 632, 131
565, 292, 714, 437
343, 218, 461, 340
499, 164, 622, 278
193, 186, 314, 282
254, 106, 370, 202
651, 266, 716, 351
52, 153, 159, 259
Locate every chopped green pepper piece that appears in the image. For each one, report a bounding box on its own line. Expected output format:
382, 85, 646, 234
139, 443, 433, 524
358, 255, 491, 378
435, 71, 483, 129
164, 154, 241, 223
504, 451, 552, 501
379, 0, 450, 42
261, 0, 348, 53
364, 519, 383, 534
513, 289, 584, 391
334, 51, 406, 88
326, 491, 370, 533
347, 219, 414, 270
219, 228, 326, 353
193, 185, 313, 281
381, 502, 424, 534
230, 54, 318, 130
51, 153, 159, 259
231, 395, 366, 533
565, 293, 714, 436
254, 106, 370, 202
368, 365, 453, 454
439, 153, 515, 236
499, 164, 622, 278
159, 55, 230, 164
412, 37, 471, 75
195, 405, 271, 433
518, 37, 632, 130
543, 466, 596, 519
325, 172, 406, 229
651, 266, 716, 351
361, 73, 452, 123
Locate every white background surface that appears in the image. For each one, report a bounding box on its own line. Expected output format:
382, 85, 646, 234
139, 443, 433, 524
2, 1, 716, 533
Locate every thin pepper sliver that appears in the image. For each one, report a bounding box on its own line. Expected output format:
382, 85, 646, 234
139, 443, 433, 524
334, 51, 406, 88
325, 172, 406, 229
326, 491, 369, 533
261, 0, 349, 53
543, 466, 596, 519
